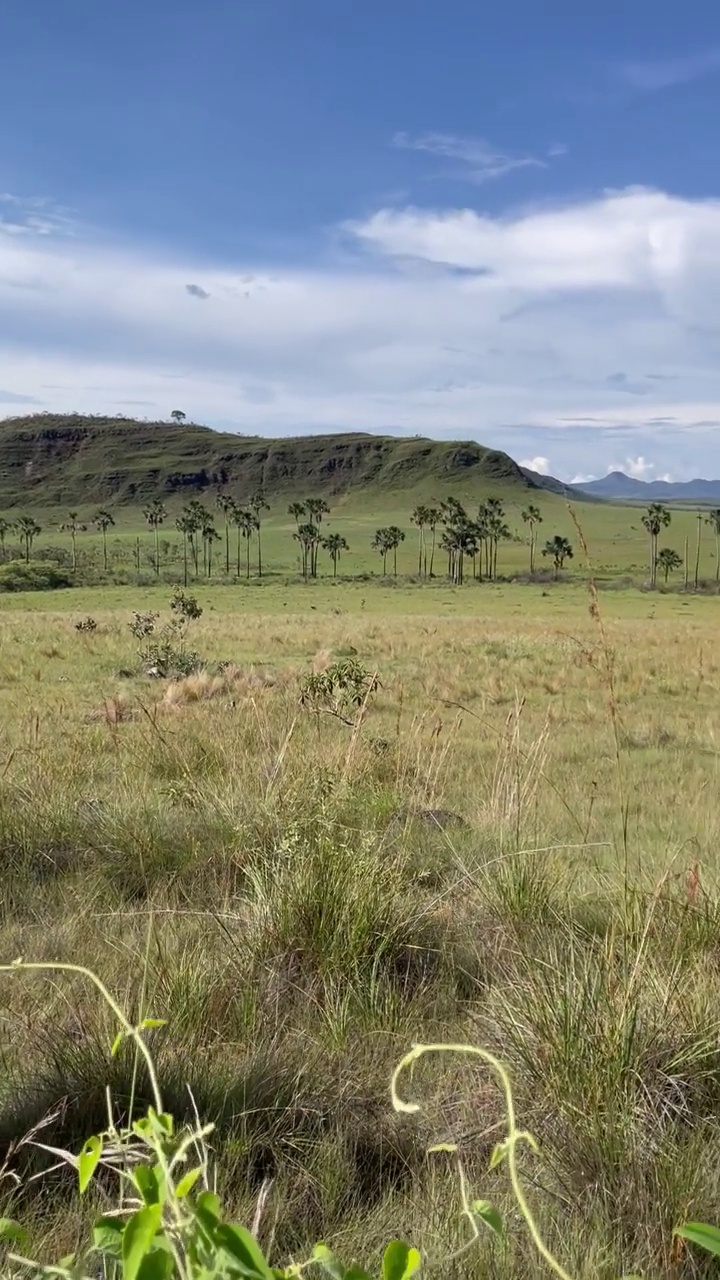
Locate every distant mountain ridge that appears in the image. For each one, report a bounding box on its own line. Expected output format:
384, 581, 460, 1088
577, 471, 720, 502
0, 412, 587, 510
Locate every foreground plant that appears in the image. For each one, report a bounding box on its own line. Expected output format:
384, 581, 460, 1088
0, 961, 705, 1280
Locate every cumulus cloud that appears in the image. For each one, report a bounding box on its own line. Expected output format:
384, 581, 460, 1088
1, 185, 720, 476
186, 283, 210, 300
620, 456, 673, 482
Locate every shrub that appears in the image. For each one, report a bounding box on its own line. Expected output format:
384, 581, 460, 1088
0, 559, 71, 592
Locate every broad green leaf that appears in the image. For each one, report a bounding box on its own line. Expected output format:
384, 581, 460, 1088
0, 1218, 29, 1249
343, 1267, 373, 1280
175, 1166, 202, 1197
489, 1141, 509, 1170
93, 1215, 124, 1258
472, 1200, 503, 1238
136, 1251, 174, 1280
78, 1134, 102, 1194
675, 1223, 720, 1257
134, 1163, 164, 1206
195, 1190, 222, 1228
147, 1109, 173, 1136
140, 1018, 168, 1031
122, 1203, 162, 1280
382, 1240, 422, 1280
111, 1031, 124, 1057
312, 1243, 345, 1280
215, 1223, 273, 1278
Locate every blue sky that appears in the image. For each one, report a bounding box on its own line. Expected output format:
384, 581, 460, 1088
3, 0, 720, 479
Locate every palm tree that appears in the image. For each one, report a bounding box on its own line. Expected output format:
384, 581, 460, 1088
542, 534, 574, 579
641, 503, 671, 588
179, 501, 205, 577
425, 506, 441, 578
322, 532, 349, 577
295, 522, 318, 581
694, 510, 704, 590
61, 511, 87, 573
411, 505, 429, 576
442, 522, 477, 585
372, 528, 393, 575
658, 547, 683, 584
249, 492, 270, 577
175, 512, 195, 586
521, 504, 543, 574
305, 499, 330, 576
385, 526, 406, 577
143, 499, 167, 577
235, 507, 258, 579
15, 516, 41, 564
216, 492, 236, 576
706, 509, 720, 582
0, 517, 9, 562
440, 499, 468, 577
203, 523, 221, 578
94, 509, 115, 571
288, 501, 306, 528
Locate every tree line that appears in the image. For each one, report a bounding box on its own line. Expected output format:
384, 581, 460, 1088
3, 494, 720, 587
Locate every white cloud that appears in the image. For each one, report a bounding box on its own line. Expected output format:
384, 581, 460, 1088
520, 456, 551, 474
2, 186, 720, 476
570, 473, 597, 484
619, 456, 673, 482
615, 48, 720, 92
392, 131, 555, 184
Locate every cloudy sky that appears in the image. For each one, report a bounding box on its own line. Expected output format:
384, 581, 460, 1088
3, 0, 720, 481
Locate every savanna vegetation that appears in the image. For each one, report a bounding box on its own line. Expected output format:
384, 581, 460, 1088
2, 414, 720, 1277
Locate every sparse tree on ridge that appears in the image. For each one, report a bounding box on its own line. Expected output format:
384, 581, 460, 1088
143, 499, 167, 577
322, 532, 349, 577
61, 511, 87, 574
170, 409, 186, 424
658, 547, 683, 584
642, 503, 671, 588
706, 508, 720, 582
522, 504, 543, 574
249, 492, 270, 578
94, 509, 115, 572
542, 534, 574, 579
15, 516, 41, 564
0, 516, 9, 562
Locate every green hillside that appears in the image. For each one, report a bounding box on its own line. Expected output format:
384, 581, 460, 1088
0, 412, 573, 510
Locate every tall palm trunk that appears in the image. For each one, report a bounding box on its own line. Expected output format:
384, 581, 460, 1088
154, 524, 160, 576
695, 514, 702, 590
429, 527, 436, 577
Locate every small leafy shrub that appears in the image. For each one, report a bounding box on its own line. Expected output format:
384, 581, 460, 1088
75, 616, 97, 632
0, 559, 71, 592
300, 658, 380, 726
170, 589, 203, 621
140, 635, 204, 678
129, 611, 160, 639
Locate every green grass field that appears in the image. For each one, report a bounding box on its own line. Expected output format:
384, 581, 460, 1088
2, 488, 718, 586
2, 567, 720, 1276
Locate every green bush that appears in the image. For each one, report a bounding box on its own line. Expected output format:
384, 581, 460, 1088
0, 559, 71, 592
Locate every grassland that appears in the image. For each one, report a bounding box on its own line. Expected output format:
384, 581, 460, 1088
2, 572, 720, 1276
